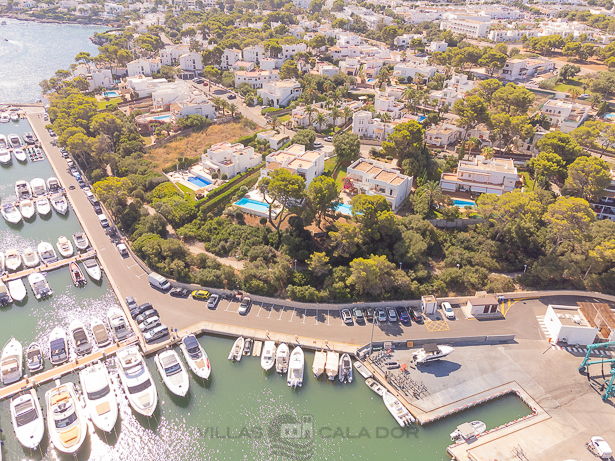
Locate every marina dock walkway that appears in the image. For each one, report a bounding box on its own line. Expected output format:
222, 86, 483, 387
1, 249, 96, 282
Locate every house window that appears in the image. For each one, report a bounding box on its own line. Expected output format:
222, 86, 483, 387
483, 306, 490, 314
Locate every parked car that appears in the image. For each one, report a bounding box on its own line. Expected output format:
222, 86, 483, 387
169, 287, 190, 298
203, 82, 208, 86
341, 308, 353, 325
410, 307, 423, 324
441, 302, 455, 320
131, 303, 153, 319
352, 307, 364, 323
135, 309, 159, 324
138, 316, 161, 332
78, 179, 86, 188
207, 294, 220, 309
313, 142, 323, 148
324, 136, 333, 142
116, 243, 128, 256
396, 306, 410, 324
191, 290, 210, 300
227, 94, 236, 99
376, 307, 387, 323
193, 77, 204, 84
386, 307, 398, 322
238, 296, 252, 315
125, 296, 137, 311
93, 203, 102, 214
363, 307, 374, 322
144, 324, 169, 343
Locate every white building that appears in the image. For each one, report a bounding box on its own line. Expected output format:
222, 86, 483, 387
339, 58, 361, 77
540, 99, 589, 133
393, 33, 425, 47
543, 305, 598, 346
589, 169, 615, 222
231, 61, 255, 72
201, 142, 262, 179
257, 79, 302, 108
425, 122, 464, 146
73, 64, 114, 91
104, 2, 124, 14
292, 0, 310, 8
179, 52, 203, 72
221, 48, 242, 70
466, 296, 501, 317
160, 45, 190, 66
352, 111, 395, 141
170, 95, 216, 120
257, 130, 291, 150
489, 29, 539, 42
439, 155, 521, 195
499, 58, 555, 81
242, 45, 265, 65
150, 80, 202, 111
318, 64, 339, 78
127, 58, 162, 77
235, 69, 280, 89
392, 62, 437, 81
428, 41, 448, 53
429, 72, 476, 107
374, 94, 404, 119
124, 75, 169, 97
440, 18, 490, 38
346, 158, 413, 211
262, 144, 326, 186
281, 43, 308, 60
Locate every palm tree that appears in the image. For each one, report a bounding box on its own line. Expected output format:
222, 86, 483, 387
229, 103, 237, 117
402, 86, 415, 101
212, 97, 223, 112
420, 181, 442, 211
569, 88, 581, 101
414, 72, 424, 89
323, 80, 334, 94
304, 85, 317, 103
379, 112, 392, 123
221, 100, 229, 115
482, 146, 495, 159
343, 106, 353, 126
304, 104, 316, 126
315, 112, 327, 132
330, 107, 341, 127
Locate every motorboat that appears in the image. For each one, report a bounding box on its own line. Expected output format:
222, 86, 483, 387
383, 391, 415, 427
70, 262, 87, 287
56, 236, 74, 258
5, 249, 21, 271
14, 148, 26, 162
180, 334, 211, 379
35, 197, 51, 215
276, 343, 289, 374
49, 327, 68, 365
2, 202, 23, 224
47, 177, 60, 192
19, 199, 35, 219
10, 389, 45, 449
261, 341, 276, 371
23, 132, 37, 144
9, 134, 22, 148
0, 251, 4, 274
155, 348, 190, 397
0, 134, 7, 147
107, 306, 131, 341
28, 272, 53, 299
26, 342, 44, 373
287, 346, 304, 388
15, 180, 32, 200
73, 232, 89, 251
45, 382, 87, 454
338, 353, 353, 383
90, 318, 111, 348
50, 193, 68, 215
325, 352, 339, 381
228, 336, 244, 361
83, 258, 102, 280
79, 362, 119, 433
8, 279, 27, 302
313, 351, 326, 378
38, 241, 58, 264
0, 148, 11, 164
1, 337, 23, 384
366, 378, 385, 396
243, 337, 252, 355
450, 421, 487, 442
117, 346, 158, 417
590, 436, 614, 459
412, 344, 455, 365
0, 113, 8, 123
0, 280, 12, 305
11, 113, 18, 122
30, 178, 46, 196
69, 319, 92, 356
22, 247, 40, 268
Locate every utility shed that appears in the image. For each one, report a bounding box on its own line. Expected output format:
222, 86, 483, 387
467, 296, 500, 317
544, 305, 598, 346
421, 295, 437, 315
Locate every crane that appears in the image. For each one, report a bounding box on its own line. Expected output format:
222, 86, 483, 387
578, 341, 615, 373
578, 341, 615, 401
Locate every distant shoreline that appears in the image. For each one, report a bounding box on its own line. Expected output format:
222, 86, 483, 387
0, 13, 119, 28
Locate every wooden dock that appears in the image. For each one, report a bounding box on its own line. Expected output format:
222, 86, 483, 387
0, 336, 138, 402
1, 249, 96, 283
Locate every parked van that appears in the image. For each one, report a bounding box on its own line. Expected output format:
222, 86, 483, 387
84, 190, 95, 203
97, 214, 109, 228
148, 272, 171, 291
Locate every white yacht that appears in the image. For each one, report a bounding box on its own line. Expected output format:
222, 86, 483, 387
11, 113, 19, 122
69, 319, 92, 356
0, 280, 12, 305
366, 378, 385, 396
47, 177, 60, 192
35, 197, 51, 216
45, 382, 87, 454
14, 148, 26, 162
79, 362, 119, 433
56, 236, 73, 258
179, 334, 211, 379
0, 114, 9, 123
276, 343, 289, 374
155, 349, 190, 397
287, 346, 304, 388
30, 178, 46, 197
338, 353, 353, 383
22, 247, 39, 268
117, 346, 158, 417
90, 319, 111, 348
8, 279, 27, 302
15, 180, 32, 200
313, 351, 326, 378
72, 232, 89, 251
325, 352, 339, 381
1, 337, 23, 384
50, 193, 68, 215
5, 249, 21, 271
19, 199, 35, 219
412, 344, 455, 365
107, 306, 131, 341
0, 148, 11, 164
261, 341, 276, 371
26, 342, 44, 373
49, 327, 68, 365
451, 421, 487, 442
83, 258, 101, 281
8, 133, 22, 148
38, 241, 58, 264
0, 133, 7, 147
383, 391, 415, 427
23, 132, 37, 144
10, 389, 45, 450
2, 203, 23, 224
228, 337, 244, 361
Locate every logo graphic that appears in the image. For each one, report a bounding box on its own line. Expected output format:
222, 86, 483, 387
268, 413, 314, 460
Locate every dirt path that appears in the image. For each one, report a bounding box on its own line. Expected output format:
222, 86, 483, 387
185, 240, 245, 270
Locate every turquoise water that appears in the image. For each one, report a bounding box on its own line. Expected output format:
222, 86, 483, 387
336, 203, 353, 216
153, 115, 171, 121
187, 176, 211, 187
453, 199, 476, 208
235, 197, 270, 213
0, 18, 104, 103
103, 91, 119, 98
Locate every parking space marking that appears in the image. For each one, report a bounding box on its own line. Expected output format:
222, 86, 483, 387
267, 306, 274, 319
302, 309, 307, 324
424, 319, 450, 332
224, 300, 234, 312
288, 308, 296, 322
127, 263, 139, 269
255, 303, 264, 317
278, 307, 286, 320
327, 310, 331, 326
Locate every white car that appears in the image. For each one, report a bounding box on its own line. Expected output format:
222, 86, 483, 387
441, 302, 455, 320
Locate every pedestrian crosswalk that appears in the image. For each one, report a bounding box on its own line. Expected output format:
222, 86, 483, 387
536, 316, 614, 356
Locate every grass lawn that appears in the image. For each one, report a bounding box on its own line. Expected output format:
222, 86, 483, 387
324, 158, 347, 191
553, 79, 586, 94
520, 171, 535, 191
176, 183, 196, 201
98, 98, 122, 110
141, 135, 153, 146
278, 114, 290, 122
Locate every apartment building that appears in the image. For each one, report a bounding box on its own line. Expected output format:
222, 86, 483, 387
499, 58, 555, 81
589, 169, 615, 222
221, 48, 242, 70
440, 18, 490, 38
242, 45, 265, 64
234, 69, 280, 89
439, 155, 521, 195
201, 142, 262, 179
262, 144, 326, 186
127, 58, 162, 77
257, 79, 303, 108
179, 52, 203, 72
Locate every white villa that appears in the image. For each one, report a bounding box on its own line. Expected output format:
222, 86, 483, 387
242, 45, 266, 64
262, 144, 325, 186
234, 70, 280, 89
430, 73, 476, 107
499, 58, 555, 81
374, 94, 405, 119
346, 158, 413, 211
127, 58, 162, 77
392, 63, 437, 81
179, 52, 203, 72
123, 75, 169, 97
257, 130, 291, 150
425, 122, 464, 146
439, 155, 521, 195
257, 79, 303, 108
540, 99, 589, 133
170, 94, 216, 120
200, 142, 262, 179
73, 64, 114, 91
221, 48, 242, 69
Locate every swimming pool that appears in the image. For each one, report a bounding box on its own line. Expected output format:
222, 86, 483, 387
153, 115, 171, 122
453, 199, 476, 208
187, 176, 211, 188
336, 203, 353, 215
235, 197, 271, 214
366, 78, 375, 83
605, 113, 615, 120
417, 116, 426, 122
103, 91, 119, 98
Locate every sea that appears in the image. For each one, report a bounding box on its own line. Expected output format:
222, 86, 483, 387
0, 21, 531, 461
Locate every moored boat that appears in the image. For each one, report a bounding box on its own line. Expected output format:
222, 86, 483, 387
83, 258, 102, 281
0, 134, 7, 147
325, 351, 339, 381
5, 249, 21, 271
276, 343, 289, 374
38, 241, 58, 264
1, 337, 23, 384
69, 319, 92, 356
15, 180, 31, 200
155, 348, 190, 397
30, 178, 46, 197
228, 336, 244, 361
79, 362, 119, 433
312, 350, 326, 378
0, 280, 13, 305
28, 272, 53, 299
287, 346, 304, 388
8, 133, 22, 148
261, 341, 276, 371
338, 353, 353, 383
22, 247, 39, 268
10, 389, 45, 450
35, 197, 51, 215
117, 346, 158, 417
180, 334, 211, 379
413, 344, 455, 365
56, 236, 74, 258
365, 378, 385, 396
383, 391, 415, 427
49, 327, 68, 365
23, 132, 36, 144
45, 382, 87, 454
8, 278, 27, 302
70, 262, 86, 287
50, 193, 68, 215
0, 148, 11, 164
47, 177, 60, 192
450, 421, 487, 442
2, 202, 23, 224
13, 148, 26, 162
72, 232, 89, 251
26, 342, 43, 373
107, 306, 131, 341
19, 199, 35, 219
90, 318, 111, 348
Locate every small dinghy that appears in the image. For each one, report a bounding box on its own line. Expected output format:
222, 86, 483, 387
366, 378, 385, 396
2, 202, 22, 224
56, 236, 73, 258
326, 351, 339, 381
450, 421, 486, 442
261, 341, 276, 371
22, 247, 39, 268
90, 318, 111, 348
5, 249, 21, 271
19, 199, 35, 219
287, 346, 304, 388
35, 197, 51, 216
30, 178, 46, 197
155, 348, 190, 397
383, 391, 415, 427
28, 272, 53, 299
338, 353, 353, 383
180, 334, 211, 379
69, 319, 92, 356
49, 327, 68, 365
0, 148, 11, 164
72, 232, 89, 251
228, 336, 244, 361
37, 241, 58, 264
47, 177, 60, 192
1, 337, 23, 384
14, 148, 26, 162
11, 389, 45, 450
70, 262, 87, 287
8, 279, 27, 302
276, 343, 289, 374
50, 193, 68, 215
83, 258, 102, 281
26, 342, 44, 373
0, 280, 13, 305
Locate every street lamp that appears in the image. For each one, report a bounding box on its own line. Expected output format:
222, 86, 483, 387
370, 311, 377, 354
457, 264, 460, 270
399, 262, 402, 270
524, 264, 527, 273
294, 259, 297, 271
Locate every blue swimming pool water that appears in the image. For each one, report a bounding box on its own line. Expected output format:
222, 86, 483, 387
453, 199, 476, 208
605, 113, 615, 120
187, 176, 211, 187
417, 116, 426, 122
103, 91, 119, 97
153, 115, 171, 121
336, 203, 353, 215
235, 197, 270, 213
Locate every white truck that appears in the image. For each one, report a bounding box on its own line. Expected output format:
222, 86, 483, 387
148, 272, 171, 291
